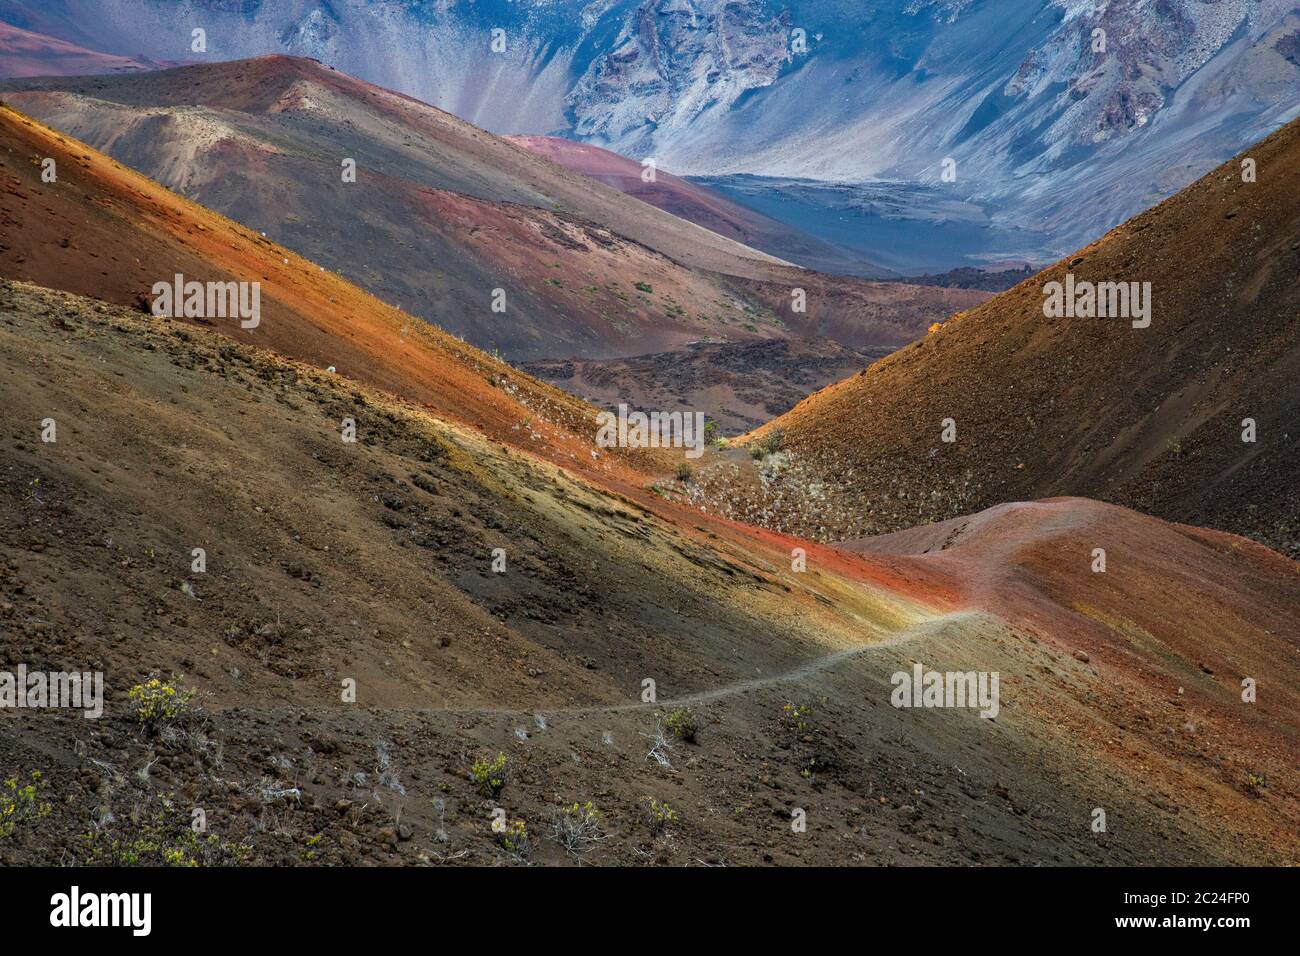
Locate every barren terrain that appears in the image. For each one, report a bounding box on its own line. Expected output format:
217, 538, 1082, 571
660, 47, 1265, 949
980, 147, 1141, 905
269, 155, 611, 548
2, 282, 1296, 866
698, 119, 1300, 557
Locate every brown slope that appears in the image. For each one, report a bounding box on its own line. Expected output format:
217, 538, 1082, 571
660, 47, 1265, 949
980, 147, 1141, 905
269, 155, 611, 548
4, 281, 1298, 866
0, 99, 614, 475
0, 279, 924, 713
0, 91, 971, 582
849, 498, 1300, 723
0, 21, 175, 78
848, 498, 1300, 859
718, 118, 1300, 555
0, 57, 987, 362
506, 134, 890, 277
523, 339, 893, 435
5, 58, 1294, 867
0, 56, 786, 272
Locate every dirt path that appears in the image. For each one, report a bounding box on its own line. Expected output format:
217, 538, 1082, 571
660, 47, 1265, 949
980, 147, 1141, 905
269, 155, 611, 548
326, 611, 990, 719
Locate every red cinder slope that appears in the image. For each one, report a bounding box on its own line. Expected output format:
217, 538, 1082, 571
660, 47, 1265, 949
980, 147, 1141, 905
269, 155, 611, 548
1, 58, 988, 360
507, 134, 887, 277
0, 99, 1297, 867
730, 117, 1300, 555
0, 100, 606, 467
845, 497, 1300, 861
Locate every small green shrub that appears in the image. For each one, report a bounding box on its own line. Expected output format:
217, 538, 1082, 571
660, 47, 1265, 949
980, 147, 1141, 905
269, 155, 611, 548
781, 701, 812, 732
748, 428, 785, 460
645, 799, 677, 835
665, 706, 698, 744
495, 818, 530, 857
470, 752, 509, 796
1244, 773, 1267, 798
127, 677, 196, 733
675, 462, 693, 482
82, 823, 253, 867
0, 771, 51, 839
303, 833, 324, 862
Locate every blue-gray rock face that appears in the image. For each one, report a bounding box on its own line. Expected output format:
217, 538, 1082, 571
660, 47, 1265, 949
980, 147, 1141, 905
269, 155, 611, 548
3, 0, 1297, 255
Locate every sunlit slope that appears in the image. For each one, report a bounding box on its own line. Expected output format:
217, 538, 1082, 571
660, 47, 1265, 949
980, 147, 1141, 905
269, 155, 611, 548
4, 280, 1297, 864
0, 100, 616, 467
737, 119, 1300, 554
2, 57, 986, 360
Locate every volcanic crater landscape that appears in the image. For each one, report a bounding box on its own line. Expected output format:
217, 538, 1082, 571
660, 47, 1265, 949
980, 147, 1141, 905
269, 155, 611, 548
0, 1, 1296, 873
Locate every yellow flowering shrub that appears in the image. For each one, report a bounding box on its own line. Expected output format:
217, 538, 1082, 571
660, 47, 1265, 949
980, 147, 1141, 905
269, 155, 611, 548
0, 771, 51, 839
469, 752, 509, 796
127, 677, 195, 731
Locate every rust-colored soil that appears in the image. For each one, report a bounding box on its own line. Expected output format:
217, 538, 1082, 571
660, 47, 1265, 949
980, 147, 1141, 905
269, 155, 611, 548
0, 86, 1295, 869
0, 100, 624, 478
1, 58, 987, 362
723, 118, 1300, 555
2, 282, 1296, 866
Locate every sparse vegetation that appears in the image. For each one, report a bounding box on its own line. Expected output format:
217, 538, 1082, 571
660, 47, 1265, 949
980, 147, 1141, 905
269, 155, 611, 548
666, 706, 699, 743
495, 818, 530, 858
82, 817, 254, 867
303, 833, 324, 862
748, 427, 785, 460
549, 801, 606, 858
127, 677, 196, 733
642, 721, 674, 769
644, 799, 677, 835
781, 701, 813, 733
470, 752, 510, 796
1, 90, 1295, 878
0, 771, 51, 839
634, 281, 653, 293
